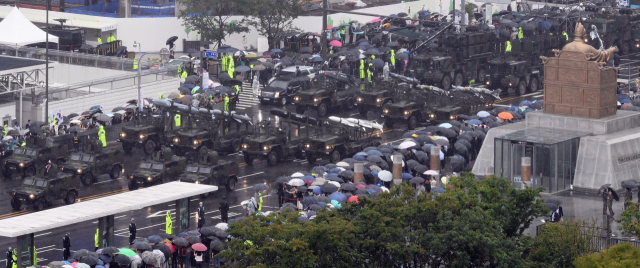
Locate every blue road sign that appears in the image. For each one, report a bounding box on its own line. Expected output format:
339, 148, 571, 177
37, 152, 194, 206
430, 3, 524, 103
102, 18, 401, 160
205, 51, 218, 58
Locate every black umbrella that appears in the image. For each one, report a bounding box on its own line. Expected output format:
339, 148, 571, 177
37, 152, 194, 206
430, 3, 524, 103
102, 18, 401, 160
186, 236, 201, 244
299, 47, 312, 53
316, 196, 330, 203
544, 198, 562, 211
320, 183, 338, 193
409, 177, 425, 185
610, 188, 619, 201
387, 41, 400, 47
371, 58, 385, 68
172, 238, 189, 247
152, 243, 172, 260
101, 247, 119, 255
327, 176, 345, 183
147, 235, 164, 244
68, 113, 79, 118
29, 121, 46, 133
72, 249, 91, 260
355, 188, 369, 195
301, 196, 317, 205
80, 44, 94, 50
213, 230, 227, 239
79, 255, 99, 266
116, 46, 127, 52
308, 204, 323, 211
397, 12, 408, 17
199, 227, 215, 237
166, 36, 178, 45
114, 254, 131, 265
341, 183, 357, 192
414, 165, 429, 175
132, 241, 152, 251
338, 170, 354, 180
598, 184, 612, 195
621, 179, 638, 189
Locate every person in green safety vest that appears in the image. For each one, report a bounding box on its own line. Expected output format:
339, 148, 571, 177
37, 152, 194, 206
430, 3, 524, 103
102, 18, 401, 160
159, 94, 163, 99
166, 211, 173, 235
506, 41, 512, 52
340, 28, 346, 43
518, 27, 523, 39
249, 64, 254, 81
133, 59, 138, 70
107, 33, 116, 43
235, 85, 240, 95
390, 49, 395, 68
97, 37, 102, 44
2, 124, 7, 136
258, 192, 263, 211
371, 54, 375, 60
228, 64, 235, 79
359, 59, 365, 80
223, 94, 230, 111
95, 229, 99, 251
174, 114, 181, 127
562, 31, 569, 41
221, 53, 227, 72
11, 248, 17, 268
98, 125, 106, 147
367, 67, 373, 83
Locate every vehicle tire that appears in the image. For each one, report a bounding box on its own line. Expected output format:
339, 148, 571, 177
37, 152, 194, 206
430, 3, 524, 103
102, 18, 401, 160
243, 153, 254, 165
407, 115, 418, 130
441, 76, 452, 90
143, 139, 156, 155
34, 198, 46, 211
109, 166, 121, 180
454, 73, 464, 87
294, 148, 304, 159
56, 159, 65, 166
345, 97, 355, 110
64, 191, 77, 205
10, 197, 20, 210
359, 108, 367, 116
622, 42, 630, 55
295, 106, 305, 114
477, 69, 486, 83
330, 150, 341, 164
198, 145, 210, 159
81, 172, 94, 186
266, 151, 278, 166
306, 153, 316, 165
122, 143, 133, 154
529, 77, 539, 92
317, 102, 328, 117
225, 178, 237, 191
385, 119, 394, 128
280, 95, 287, 106
231, 139, 241, 153
517, 80, 527, 96
128, 180, 137, 191
24, 166, 36, 177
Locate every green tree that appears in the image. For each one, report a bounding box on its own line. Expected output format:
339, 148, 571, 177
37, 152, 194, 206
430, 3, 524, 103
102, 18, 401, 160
464, 3, 475, 15
573, 243, 640, 268
617, 201, 640, 238
526, 219, 599, 268
176, 0, 249, 49
239, 0, 303, 49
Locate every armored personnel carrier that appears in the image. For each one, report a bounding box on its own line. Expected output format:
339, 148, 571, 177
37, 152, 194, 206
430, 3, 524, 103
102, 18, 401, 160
127, 146, 187, 190
177, 150, 238, 196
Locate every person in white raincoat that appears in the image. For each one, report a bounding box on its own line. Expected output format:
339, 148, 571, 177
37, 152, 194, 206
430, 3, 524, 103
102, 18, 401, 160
383, 62, 389, 81
252, 71, 260, 99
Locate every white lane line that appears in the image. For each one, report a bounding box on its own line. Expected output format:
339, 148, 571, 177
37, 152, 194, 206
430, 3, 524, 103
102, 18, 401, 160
238, 172, 263, 179
115, 215, 127, 219
168, 204, 175, 206
35, 232, 52, 237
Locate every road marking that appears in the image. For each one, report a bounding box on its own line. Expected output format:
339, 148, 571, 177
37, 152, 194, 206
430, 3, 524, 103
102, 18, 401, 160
115, 215, 127, 219
0, 210, 31, 220
238, 172, 263, 179
35, 232, 52, 237
95, 177, 126, 184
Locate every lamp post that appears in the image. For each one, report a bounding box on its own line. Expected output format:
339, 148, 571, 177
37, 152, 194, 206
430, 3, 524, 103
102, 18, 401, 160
137, 52, 148, 112
45, 0, 49, 122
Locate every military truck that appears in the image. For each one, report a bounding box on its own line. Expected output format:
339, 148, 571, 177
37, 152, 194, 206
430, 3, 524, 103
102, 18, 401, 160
60, 139, 125, 186
420, 54, 491, 90
293, 71, 359, 117
355, 81, 397, 116
177, 150, 238, 196
2, 136, 69, 178
303, 119, 381, 164
118, 111, 178, 155
10, 166, 79, 211
127, 146, 187, 190
381, 83, 439, 130
241, 109, 318, 166
484, 56, 542, 95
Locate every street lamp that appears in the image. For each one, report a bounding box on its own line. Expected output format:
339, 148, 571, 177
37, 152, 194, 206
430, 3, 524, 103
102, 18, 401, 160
45, 0, 50, 122
137, 51, 148, 112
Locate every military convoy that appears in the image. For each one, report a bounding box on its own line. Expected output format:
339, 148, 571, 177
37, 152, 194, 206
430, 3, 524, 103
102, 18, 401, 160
60, 140, 124, 186
118, 112, 175, 155
293, 71, 360, 117
2, 136, 69, 178
10, 165, 79, 211
177, 150, 238, 196
304, 116, 382, 164
127, 146, 187, 190
355, 81, 397, 116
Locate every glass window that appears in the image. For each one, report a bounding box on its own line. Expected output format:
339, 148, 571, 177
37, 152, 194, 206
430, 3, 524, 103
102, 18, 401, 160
139, 163, 151, 169
151, 164, 164, 170
186, 166, 198, 173
82, 155, 94, 162
269, 80, 289, 89
198, 167, 211, 174
494, 138, 502, 178
550, 144, 557, 192
70, 154, 81, 161
502, 139, 510, 180
23, 178, 35, 185
34, 179, 47, 187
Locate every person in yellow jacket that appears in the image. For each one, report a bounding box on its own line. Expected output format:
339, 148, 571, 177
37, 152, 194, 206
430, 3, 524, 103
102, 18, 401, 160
95, 229, 99, 251
359, 59, 365, 80
11, 248, 17, 268
390, 49, 395, 68
133, 59, 138, 70
174, 114, 181, 127
107, 33, 116, 43
221, 53, 228, 72
562, 31, 569, 41
228, 64, 235, 79
98, 125, 106, 147
518, 27, 523, 39
2, 124, 7, 136
249, 64, 254, 81
165, 211, 173, 235
97, 37, 102, 44
257, 192, 263, 211
506, 41, 512, 52
367, 67, 373, 83
223, 94, 230, 111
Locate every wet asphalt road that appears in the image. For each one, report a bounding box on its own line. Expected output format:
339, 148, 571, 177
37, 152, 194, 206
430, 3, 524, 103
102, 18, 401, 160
0, 88, 543, 264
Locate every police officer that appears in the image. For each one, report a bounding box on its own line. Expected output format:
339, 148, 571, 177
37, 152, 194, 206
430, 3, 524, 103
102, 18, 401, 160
257, 192, 263, 211
359, 59, 365, 81
129, 218, 136, 245
62, 233, 71, 260
94, 229, 99, 251
219, 197, 229, 223
6, 247, 12, 268
97, 37, 102, 44
223, 94, 230, 112
174, 113, 181, 128
73, 133, 81, 151
197, 202, 205, 229
98, 125, 106, 147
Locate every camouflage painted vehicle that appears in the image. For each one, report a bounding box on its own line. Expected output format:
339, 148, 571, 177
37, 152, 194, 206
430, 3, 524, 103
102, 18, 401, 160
2, 136, 69, 178
177, 150, 238, 196
304, 124, 381, 164
127, 147, 187, 190
118, 112, 177, 155
354, 81, 397, 116
293, 71, 359, 117
10, 166, 79, 211
60, 140, 125, 186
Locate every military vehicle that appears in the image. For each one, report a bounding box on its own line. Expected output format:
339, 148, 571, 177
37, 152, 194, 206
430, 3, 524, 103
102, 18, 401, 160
127, 146, 187, 190
177, 150, 238, 196
2, 136, 69, 178
60, 139, 125, 186
293, 71, 359, 117
303, 116, 382, 164
241, 108, 319, 166
355, 80, 397, 116
10, 166, 79, 211
484, 55, 542, 95
118, 109, 179, 155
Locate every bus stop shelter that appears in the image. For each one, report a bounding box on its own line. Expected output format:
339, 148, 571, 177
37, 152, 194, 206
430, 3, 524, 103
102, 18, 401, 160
0, 182, 217, 268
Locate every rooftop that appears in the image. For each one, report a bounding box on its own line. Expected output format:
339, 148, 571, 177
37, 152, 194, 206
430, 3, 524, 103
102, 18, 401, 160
496, 127, 591, 145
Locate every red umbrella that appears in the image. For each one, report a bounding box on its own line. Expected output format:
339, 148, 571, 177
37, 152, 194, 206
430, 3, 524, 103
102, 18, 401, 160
355, 184, 366, 190
191, 243, 207, 251
326, 25, 333, 29
347, 196, 359, 203
330, 40, 342, 47
164, 242, 176, 253
621, 103, 633, 110
498, 112, 514, 120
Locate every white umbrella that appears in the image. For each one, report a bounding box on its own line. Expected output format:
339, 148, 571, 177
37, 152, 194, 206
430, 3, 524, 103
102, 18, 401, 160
380, 186, 390, 192
288, 178, 305, 186
2, 136, 13, 141
398, 141, 417, 149
378, 170, 392, 181
424, 170, 439, 175
328, 181, 340, 188
215, 223, 228, 230
311, 177, 327, 186
336, 162, 350, 167
291, 172, 304, 178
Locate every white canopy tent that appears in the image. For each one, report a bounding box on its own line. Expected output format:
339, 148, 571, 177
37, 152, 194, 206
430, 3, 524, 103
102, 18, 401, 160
0, 7, 58, 46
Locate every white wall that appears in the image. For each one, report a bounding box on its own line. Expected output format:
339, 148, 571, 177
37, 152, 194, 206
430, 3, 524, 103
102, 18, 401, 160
53, 64, 133, 85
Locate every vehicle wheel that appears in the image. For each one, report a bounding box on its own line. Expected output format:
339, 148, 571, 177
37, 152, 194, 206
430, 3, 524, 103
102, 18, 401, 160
10, 197, 20, 210
24, 166, 35, 177
122, 143, 133, 154
143, 139, 156, 155
517, 80, 527, 96
243, 153, 254, 165
64, 191, 77, 205
407, 115, 418, 130
109, 166, 121, 180
359, 108, 367, 116
198, 145, 209, 159
317, 102, 328, 117
81, 172, 94, 186
454, 73, 464, 87
266, 151, 278, 166
128, 180, 137, 191
622, 43, 630, 55
306, 153, 316, 165
477, 69, 486, 83
56, 159, 65, 166
34, 198, 46, 211
225, 178, 236, 191
529, 77, 539, 92
294, 148, 304, 159
330, 150, 341, 163
441, 76, 452, 90
231, 139, 241, 153
345, 97, 355, 110
280, 95, 287, 106
385, 119, 394, 128
295, 106, 305, 114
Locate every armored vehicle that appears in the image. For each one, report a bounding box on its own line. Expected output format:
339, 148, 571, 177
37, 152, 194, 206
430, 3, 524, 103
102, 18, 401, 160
355, 80, 397, 116
2, 136, 69, 178
118, 111, 178, 155
420, 54, 491, 90
10, 166, 79, 211
241, 109, 319, 166
60, 140, 125, 186
293, 71, 359, 117
127, 146, 187, 190
260, 76, 310, 106
304, 117, 382, 164
484, 56, 542, 95
177, 150, 238, 196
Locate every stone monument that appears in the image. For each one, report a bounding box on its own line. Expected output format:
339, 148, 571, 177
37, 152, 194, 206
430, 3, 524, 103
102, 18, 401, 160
541, 22, 618, 119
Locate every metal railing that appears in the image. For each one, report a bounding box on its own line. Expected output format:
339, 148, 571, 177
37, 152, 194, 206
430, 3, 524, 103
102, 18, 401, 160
618, 52, 640, 95
536, 222, 640, 252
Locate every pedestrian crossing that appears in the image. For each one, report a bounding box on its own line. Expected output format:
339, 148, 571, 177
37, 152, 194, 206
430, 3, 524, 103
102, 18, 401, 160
235, 81, 263, 110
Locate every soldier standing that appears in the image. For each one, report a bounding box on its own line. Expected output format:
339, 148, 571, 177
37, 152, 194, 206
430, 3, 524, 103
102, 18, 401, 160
6, 247, 12, 268
73, 133, 80, 151
129, 218, 137, 245
62, 233, 71, 260
219, 198, 229, 223
603, 189, 614, 216
197, 202, 205, 229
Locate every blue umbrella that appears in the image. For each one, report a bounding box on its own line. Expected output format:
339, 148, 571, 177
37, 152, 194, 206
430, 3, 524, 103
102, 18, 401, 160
617, 94, 630, 101
539, 21, 551, 30
317, 201, 327, 207
367, 150, 384, 156
354, 155, 367, 161
177, 232, 187, 238
358, 42, 370, 46
302, 175, 315, 182
313, 166, 327, 172
329, 168, 342, 174
331, 200, 343, 209
313, 187, 324, 195
621, 99, 632, 104
402, 173, 412, 179
329, 192, 347, 203
217, 45, 238, 53
508, 106, 519, 112
355, 152, 368, 156
325, 173, 338, 178
519, 100, 533, 107
432, 187, 445, 194
389, 14, 399, 17
310, 57, 323, 63
270, 48, 282, 52
438, 123, 452, 128
298, 216, 309, 222
467, 119, 482, 125
477, 111, 490, 118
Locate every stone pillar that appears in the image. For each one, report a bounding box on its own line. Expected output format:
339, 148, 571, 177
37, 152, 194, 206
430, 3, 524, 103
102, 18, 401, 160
119, 0, 131, 18
98, 215, 115, 248
354, 163, 363, 183
485, 166, 494, 179
15, 233, 34, 268
392, 155, 403, 187
521, 157, 531, 187
430, 147, 440, 171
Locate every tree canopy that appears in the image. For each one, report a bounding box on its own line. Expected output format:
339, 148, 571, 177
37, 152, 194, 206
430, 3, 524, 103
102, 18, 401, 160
573, 243, 640, 268
238, 0, 304, 49
177, 0, 249, 49
617, 201, 640, 238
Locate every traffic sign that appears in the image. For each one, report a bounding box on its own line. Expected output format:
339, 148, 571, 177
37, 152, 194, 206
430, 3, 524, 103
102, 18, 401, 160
205, 51, 218, 58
